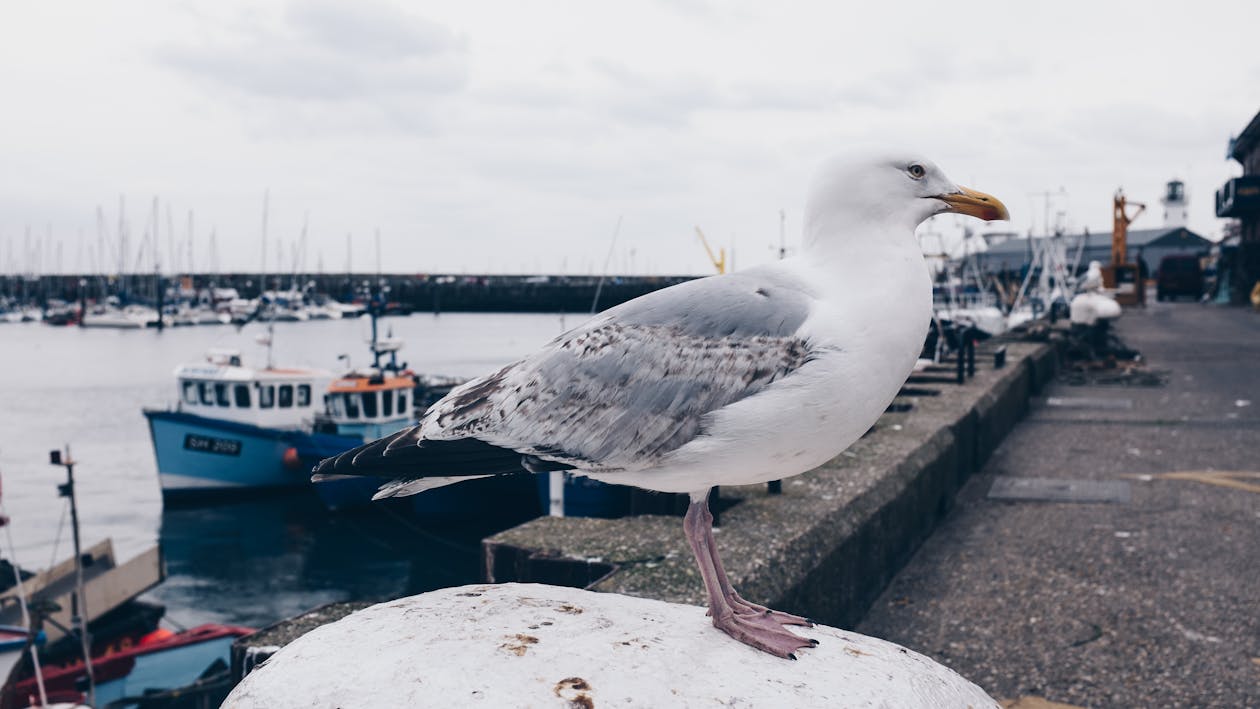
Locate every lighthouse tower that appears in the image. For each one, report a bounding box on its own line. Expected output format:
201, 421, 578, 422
1161, 179, 1188, 228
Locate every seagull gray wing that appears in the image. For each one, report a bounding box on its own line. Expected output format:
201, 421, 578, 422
315, 267, 818, 479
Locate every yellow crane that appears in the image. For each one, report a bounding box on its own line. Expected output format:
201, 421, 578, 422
1104, 188, 1147, 306
1110, 189, 1145, 266
694, 226, 726, 274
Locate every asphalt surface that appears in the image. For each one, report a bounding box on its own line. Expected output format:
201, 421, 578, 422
857, 301, 1260, 708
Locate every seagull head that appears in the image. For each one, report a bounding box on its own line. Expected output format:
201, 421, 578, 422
805, 151, 1010, 240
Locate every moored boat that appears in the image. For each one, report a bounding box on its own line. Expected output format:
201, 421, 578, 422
80, 303, 160, 329
143, 349, 332, 500
309, 326, 423, 511
6, 623, 254, 708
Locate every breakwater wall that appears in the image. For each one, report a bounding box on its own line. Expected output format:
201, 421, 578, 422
2, 273, 699, 314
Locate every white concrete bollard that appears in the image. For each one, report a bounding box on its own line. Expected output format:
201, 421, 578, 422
225, 583, 998, 708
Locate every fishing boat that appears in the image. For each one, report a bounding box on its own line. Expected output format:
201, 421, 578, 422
143, 348, 333, 500
6, 623, 254, 708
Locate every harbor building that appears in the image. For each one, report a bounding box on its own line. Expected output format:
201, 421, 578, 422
1216, 108, 1260, 304
976, 223, 1211, 279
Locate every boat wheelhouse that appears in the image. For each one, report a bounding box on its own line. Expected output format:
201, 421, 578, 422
173, 349, 326, 431
319, 336, 416, 440
144, 349, 332, 499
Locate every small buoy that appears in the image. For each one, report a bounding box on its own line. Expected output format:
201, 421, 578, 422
283, 447, 302, 470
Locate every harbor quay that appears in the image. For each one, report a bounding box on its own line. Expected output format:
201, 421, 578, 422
859, 301, 1260, 707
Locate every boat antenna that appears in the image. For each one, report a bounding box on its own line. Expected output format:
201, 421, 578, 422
49, 445, 95, 707
370, 230, 383, 370
369, 300, 381, 370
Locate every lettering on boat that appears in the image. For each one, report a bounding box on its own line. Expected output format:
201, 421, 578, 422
183, 433, 243, 456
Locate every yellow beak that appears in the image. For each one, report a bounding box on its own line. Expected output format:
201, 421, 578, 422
937, 186, 1010, 222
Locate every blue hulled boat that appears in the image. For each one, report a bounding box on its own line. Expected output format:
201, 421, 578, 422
143, 348, 335, 500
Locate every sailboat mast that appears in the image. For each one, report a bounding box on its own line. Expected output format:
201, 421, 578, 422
260, 190, 269, 296
371, 229, 381, 369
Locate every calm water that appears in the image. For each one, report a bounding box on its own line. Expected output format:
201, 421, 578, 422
0, 312, 569, 628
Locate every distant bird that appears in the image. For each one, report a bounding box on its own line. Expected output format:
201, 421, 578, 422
314, 152, 1009, 659
1081, 260, 1104, 292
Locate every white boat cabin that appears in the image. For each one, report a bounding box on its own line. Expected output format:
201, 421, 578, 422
174, 349, 332, 430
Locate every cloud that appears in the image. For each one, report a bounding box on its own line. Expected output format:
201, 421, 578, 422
286, 0, 463, 61
155, 1, 468, 114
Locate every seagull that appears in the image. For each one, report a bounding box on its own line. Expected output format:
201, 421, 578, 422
314, 152, 1009, 659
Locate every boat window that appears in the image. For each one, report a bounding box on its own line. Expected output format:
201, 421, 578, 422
234, 384, 251, 408
325, 394, 340, 417
297, 384, 311, 407
181, 380, 198, 405
398, 392, 407, 415
362, 391, 378, 418
278, 384, 294, 408
344, 393, 360, 419
383, 388, 394, 417
259, 384, 275, 408
199, 381, 214, 405
214, 383, 230, 407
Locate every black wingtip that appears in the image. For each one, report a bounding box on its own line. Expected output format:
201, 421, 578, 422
310, 433, 558, 480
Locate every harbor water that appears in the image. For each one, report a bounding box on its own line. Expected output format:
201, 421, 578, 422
0, 312, 568, 628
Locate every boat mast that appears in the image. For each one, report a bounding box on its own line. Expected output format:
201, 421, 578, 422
590, 216, 622, 314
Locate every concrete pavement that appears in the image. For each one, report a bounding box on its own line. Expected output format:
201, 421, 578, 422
858, 301, 1260, 707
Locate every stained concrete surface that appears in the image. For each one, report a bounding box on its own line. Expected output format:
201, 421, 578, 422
858, 301, 1260, 708
225, 584, 1000, 708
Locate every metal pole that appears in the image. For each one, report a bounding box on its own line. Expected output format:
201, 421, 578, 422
966, 329, 976, 378
955, 327, 965, 385
53, 446, 95, 706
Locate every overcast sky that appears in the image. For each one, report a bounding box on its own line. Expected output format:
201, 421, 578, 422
2, 0, 1258, 276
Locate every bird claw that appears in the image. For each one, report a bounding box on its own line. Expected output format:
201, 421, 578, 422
710, 609, 817, 659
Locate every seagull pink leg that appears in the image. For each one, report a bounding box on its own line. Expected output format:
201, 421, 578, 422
684, 494, 817, 659
701, 514, 813, 628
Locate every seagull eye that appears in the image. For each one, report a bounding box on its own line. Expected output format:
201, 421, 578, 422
908, 164, 926, 179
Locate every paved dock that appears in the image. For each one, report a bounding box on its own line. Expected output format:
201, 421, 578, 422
858, 302, 1260, 708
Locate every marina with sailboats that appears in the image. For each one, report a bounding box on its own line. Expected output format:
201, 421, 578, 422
0, 166, 1240, 704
